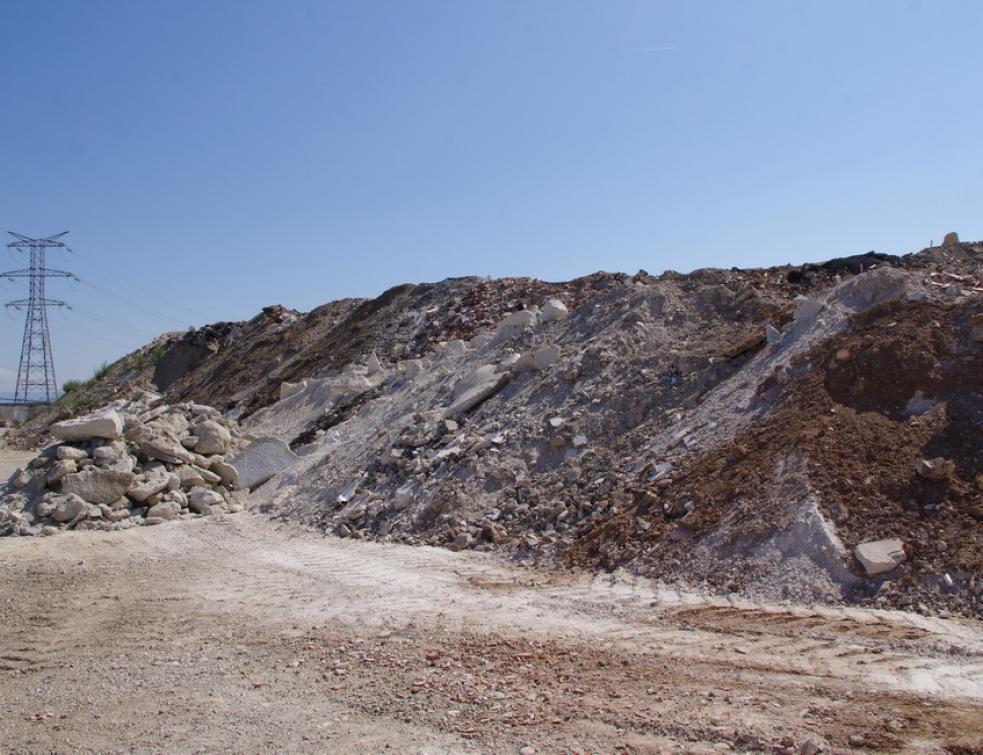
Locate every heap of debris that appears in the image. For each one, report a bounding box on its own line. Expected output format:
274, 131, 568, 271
0, 392, 252, 536
3, 236, 982, 618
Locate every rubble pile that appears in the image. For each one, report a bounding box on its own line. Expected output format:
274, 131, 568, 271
3, 236, 983, 617
0, 392, 250, 536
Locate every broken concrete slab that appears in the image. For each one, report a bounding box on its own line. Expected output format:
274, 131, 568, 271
855, 539, 907, 576
50, 410, 124, 442
61, 469, 136, 505
445, 365, 511, 417
126, 467, 173, 503
227, 437, 299, 490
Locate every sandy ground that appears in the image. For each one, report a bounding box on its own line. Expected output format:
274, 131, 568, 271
2, 506, 983, 755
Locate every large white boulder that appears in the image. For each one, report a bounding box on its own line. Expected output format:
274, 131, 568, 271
50, 410, 124, 442
227, 437, 298, 490
854, 539, 906, 576
541, 299, 569, 321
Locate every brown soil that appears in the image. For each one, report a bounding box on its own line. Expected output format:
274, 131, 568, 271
568, 298, 983, 616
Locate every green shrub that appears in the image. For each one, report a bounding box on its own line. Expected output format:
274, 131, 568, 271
61, 379, 86, 395
92, 361, 112, 381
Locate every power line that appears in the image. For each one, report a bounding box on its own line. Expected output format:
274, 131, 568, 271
74, 277, 195, 331
69, 246, 214, 324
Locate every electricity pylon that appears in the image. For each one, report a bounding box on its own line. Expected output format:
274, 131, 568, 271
3, 231, 75, 404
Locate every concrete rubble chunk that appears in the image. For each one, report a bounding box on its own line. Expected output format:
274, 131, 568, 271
515, 345, 561, 372
493, 309, 539, 342
445, 365, 511, 417
793, 296, 823, 322
542, 298, 569, 321
833, 267, 909, 311
854, 539, 907, 576
46, 459, 77, 486
56, 445, 89, 462
210, 460, 239, 488
126, 467, 173, 503
60, 469, 136, 505
188, 487, 224, 513
915, 457, 954, 481
194, 420, 232, 455
50, 494, 89, 523
145, 500, 181, 521
227, 437, 299, 490
127, 425, 195, 465
50, 410, 124, 442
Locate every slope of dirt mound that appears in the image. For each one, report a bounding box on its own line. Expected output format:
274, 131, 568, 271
7, 238, 983, 619
568, 297, 983, 616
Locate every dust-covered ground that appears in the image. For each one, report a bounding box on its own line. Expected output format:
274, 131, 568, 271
2, 514, 982, 754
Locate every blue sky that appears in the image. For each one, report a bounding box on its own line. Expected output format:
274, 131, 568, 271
1, 0, 981, 395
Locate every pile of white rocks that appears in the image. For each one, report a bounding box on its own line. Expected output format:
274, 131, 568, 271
0, 391, 251, 537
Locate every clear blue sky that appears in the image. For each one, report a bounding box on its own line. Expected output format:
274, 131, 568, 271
1, 1, 981, 394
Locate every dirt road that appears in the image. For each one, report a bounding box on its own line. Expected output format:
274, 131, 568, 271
1, 514, 982, 754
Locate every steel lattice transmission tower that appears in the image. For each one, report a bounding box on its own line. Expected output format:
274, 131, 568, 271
3, 231, 75, 404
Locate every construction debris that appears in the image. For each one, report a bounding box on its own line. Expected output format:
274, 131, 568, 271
0, 393, 251, 535
4, 237, 983, 618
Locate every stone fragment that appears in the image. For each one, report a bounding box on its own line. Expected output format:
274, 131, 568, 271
46, 459, 77, 486
765, 323, 782, 345
56, 445, 89, 461
11, 468, 32, 488
145, 500, 181, 520
91, 446, 118, 465
793, 296, 823, 322
854, 538, 906, 576
210, 460, 239, 488
50, 410, 124, 442
194, 420, 232, 455
60, 469, 136, 505
833, 267, 909, 311
445, 365, 511, 417
126, 467, 172, 503
50, 494, 88, 523
188, 487, 224, 513
227, 437, 298, 490
493, 309, 539, 341
915, 457, 955, 481
515, 345, 561, 372
942, 231, 960, 247
541, 299, 569, 321
126, 425, 195, 465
